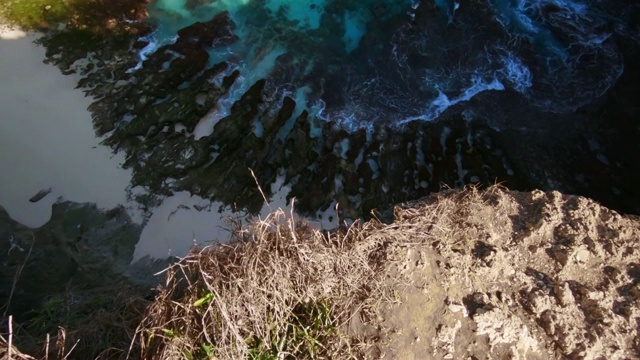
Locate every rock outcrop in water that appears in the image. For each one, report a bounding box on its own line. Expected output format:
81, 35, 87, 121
31, 0, 640, 222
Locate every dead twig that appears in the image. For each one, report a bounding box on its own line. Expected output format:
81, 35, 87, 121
3, 233, 35, 317
8, 315, 12, 360
249, 168, 270, 211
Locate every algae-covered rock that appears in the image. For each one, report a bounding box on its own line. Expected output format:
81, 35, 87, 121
0, 0, 150, 34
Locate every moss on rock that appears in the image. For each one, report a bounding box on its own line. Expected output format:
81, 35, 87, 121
0, 0, 150, 35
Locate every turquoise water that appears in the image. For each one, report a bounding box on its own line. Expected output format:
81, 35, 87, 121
342, 9, 371, 53
139, 0, 415, 133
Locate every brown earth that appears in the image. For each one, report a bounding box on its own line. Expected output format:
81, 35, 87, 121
368, 187, 640, 359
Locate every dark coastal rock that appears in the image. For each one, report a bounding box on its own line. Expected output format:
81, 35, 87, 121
210, 79, 266, 145
176, 11, 238, 47
88, 12, 239, 140
33, 1, 640, 223
35, 6, 514, 218
286, 115, 521, 219
28, 188, 52, 203
0, 202, 141, 320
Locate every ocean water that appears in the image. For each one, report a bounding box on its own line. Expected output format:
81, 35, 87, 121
133, 0, 634, 131
0, 34, 238, 259
5, 0, 637, 260
0, 33, 132, 227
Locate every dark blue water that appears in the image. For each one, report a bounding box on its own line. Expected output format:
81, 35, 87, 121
34, 0, 640, 219
137, 0, 632, 133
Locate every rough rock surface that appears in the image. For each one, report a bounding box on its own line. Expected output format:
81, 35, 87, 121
367, 187, 640, 359
0, 202, 141, 319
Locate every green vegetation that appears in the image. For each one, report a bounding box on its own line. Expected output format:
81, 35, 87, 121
0, 0, 73, 29
0, 0, 149, 34
246, 300, 335, 359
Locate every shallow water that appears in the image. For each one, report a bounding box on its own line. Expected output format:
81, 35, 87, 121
131, 175, 336, 261
0, 32, 330, 259
0, 33, 132, 227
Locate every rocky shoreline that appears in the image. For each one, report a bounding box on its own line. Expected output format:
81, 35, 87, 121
4, 187, 636, 359
25, 2, 640, 223
0, 1, 639, 357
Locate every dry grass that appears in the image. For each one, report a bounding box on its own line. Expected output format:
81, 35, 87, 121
132, 207, 392, 359
132, 186, 498, 359
2, 185, 509, 359
2, 281, 150, 360
1, 335, 36, 360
